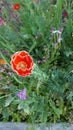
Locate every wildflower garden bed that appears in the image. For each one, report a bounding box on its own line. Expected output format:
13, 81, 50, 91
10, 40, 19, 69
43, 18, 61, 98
0, 0, 73, 129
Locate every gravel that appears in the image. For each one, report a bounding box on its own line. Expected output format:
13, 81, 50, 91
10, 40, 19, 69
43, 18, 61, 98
0, 122, 73, 130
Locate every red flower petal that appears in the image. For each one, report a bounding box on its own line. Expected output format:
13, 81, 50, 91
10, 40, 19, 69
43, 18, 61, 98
11, 51, 34, 77
16, 68, 33, 77
23, 55, 34, 69
13, 3, 20, 10
19, 51, 28, 57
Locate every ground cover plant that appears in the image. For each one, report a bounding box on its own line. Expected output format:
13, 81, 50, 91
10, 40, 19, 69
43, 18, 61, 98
0, 0, 73, 125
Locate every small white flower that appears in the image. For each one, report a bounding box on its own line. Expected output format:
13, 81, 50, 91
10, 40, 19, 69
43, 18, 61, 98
58, 38, 62, 43
52, 30, 62, 34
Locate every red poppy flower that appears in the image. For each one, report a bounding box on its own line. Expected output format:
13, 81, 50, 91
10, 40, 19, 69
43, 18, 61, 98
13, 3, 20, 10
11, 51, 34, 77
63, 11, 68, 17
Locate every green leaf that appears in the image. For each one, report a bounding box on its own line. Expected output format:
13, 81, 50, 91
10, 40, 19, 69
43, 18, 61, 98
67, 92, 73, 100
49, 99, 62, 118
5, 96, 14, 107
18, 102, 24, 110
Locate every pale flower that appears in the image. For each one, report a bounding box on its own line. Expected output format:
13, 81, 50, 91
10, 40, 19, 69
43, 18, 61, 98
52, 30, 62, 34
0, 18, 6, 26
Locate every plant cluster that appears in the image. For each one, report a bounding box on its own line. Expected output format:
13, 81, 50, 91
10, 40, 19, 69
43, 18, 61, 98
0, 0, 73, 124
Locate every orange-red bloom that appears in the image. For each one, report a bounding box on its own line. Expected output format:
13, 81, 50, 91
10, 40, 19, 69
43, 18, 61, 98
13, 3, 20, 10
0, 59, 7, 64
11, 51, 34, 77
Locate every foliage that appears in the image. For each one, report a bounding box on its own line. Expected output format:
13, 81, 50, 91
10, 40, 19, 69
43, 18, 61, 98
0, 0, 73, 124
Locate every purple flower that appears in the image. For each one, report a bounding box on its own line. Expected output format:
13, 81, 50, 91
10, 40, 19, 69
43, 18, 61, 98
42, 59, 46, 63
0, 76, 3, 80
17, 88, 27, 100
1, 50, 8, 55
0, 18, 3, 26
